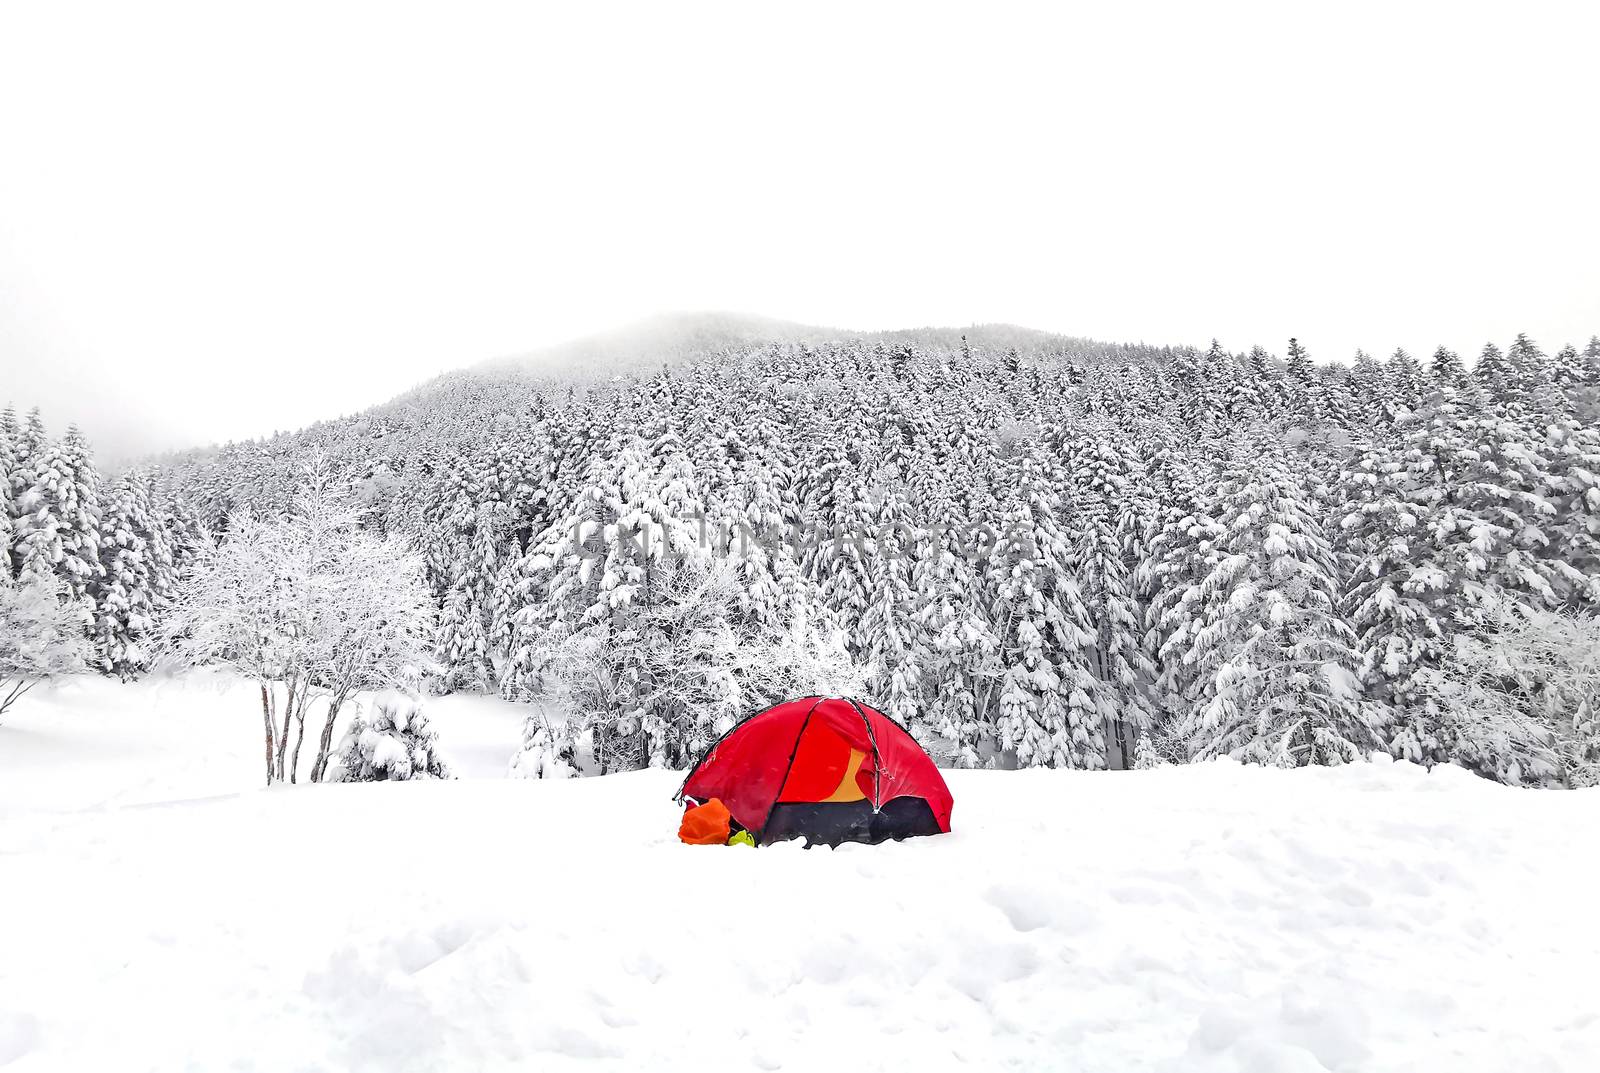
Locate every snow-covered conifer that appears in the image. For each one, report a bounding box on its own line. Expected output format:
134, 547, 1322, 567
1177, 445, 1377, 765
1552, 344, 1586, 390
1430, 346, 1468, 391
92, 472, 167, 678
1474, 342, 1514, 403
987, 447, 1102, 768
328, 695, 453, 781
1386, 349, 1427, 412
0, 411, 16, 563
1336, 441, 1446, 757
1345, 350, 1388, 424
13, 424, 102, 634
1285, 338, 1314, 384
860, 490, 921, 727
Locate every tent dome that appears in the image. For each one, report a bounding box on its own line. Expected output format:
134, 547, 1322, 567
676, 697, 954, 847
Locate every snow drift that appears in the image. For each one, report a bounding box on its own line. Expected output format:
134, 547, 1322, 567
3, 677, 1599, 1072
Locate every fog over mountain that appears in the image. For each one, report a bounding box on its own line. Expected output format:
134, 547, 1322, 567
6, 3, 1596, 464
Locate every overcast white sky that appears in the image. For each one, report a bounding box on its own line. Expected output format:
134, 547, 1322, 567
3, 1, 1598, 461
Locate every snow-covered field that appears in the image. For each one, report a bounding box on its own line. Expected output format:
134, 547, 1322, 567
3, 676, 1599, 1073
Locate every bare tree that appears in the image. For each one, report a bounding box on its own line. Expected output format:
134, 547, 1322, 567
158, 457, 433, 785
157, 511, 305, 784
304, 530, 435, 783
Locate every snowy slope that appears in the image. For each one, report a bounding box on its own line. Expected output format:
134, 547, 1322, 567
3, 678, 1599, 1073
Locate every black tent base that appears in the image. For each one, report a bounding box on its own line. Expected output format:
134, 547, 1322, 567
759, 797, 943, 848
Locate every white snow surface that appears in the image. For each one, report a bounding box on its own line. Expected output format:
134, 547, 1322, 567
3, 674, 1599, 1073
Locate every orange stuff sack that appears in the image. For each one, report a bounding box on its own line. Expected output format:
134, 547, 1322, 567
678, 798, 733, 845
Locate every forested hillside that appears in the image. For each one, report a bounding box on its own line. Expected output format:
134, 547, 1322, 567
7, 323, 1600, 785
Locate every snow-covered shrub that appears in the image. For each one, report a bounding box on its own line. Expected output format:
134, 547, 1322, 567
509, 709, 577, 779
1132, 733, 1165, 770
0, 574, 92, 719
328, 695, 453, 782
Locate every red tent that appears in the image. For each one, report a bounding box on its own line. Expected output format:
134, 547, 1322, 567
676, 697, 954, 847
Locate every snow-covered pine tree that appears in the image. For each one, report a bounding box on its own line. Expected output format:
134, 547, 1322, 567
1245, 345, 1272, 378
328, 695, 453, 781
15, 408, 48, 487
1283, 338, 1328, 422
910, 471, 998, 767
622, 555, 747, 769
723, 424, 803, 638
801, 440, 877, 646
1068, 486, 1156, 766
0, 404, 19, 469
496, 450, 622, 706
149, 486, 198, 599
1552, 344, 1586, 391
1345, 350, 1388, 425
1386, 348, 1427, 413
1053, 426, 1157, 764
1144, 452, 1227, 737
1219, 355, 1265, 423
13, 423, 102, 636
1243, 345, 1280, 415
986, 446, 1102, 768
858, 488, 921, 727
433, 502, 501, 690
1427, 410, 1562, 612
92, 472, 168, 678
1474, 342, 1514, 405
501, 431, 738, 772
1505, 332, 1549, 389
1176, 344, 1226, 428
1506, 334, 1566, 416
5, 407, 39, 577
0, 412, 15, 566
1177, 443, 1377, 765
1285, 338, 1314, 384
1536, 420, 1600, 606
1344, 401, 1575, 777
1318, 360, 1360, 432
1335, 439, 1448, 758
1430, 346, 1469, 392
